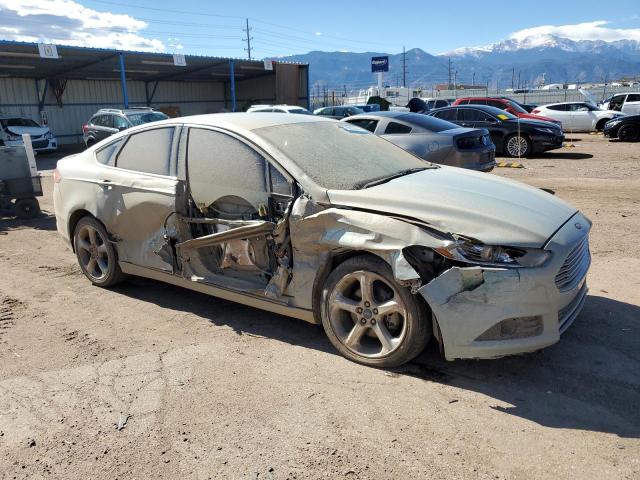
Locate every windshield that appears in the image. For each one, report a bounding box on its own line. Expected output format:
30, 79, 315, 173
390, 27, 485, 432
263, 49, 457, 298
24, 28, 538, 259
254, 121, 431, 190
126, 111, 169, 126
478, 106, 518, 120
1, 118, 40, 128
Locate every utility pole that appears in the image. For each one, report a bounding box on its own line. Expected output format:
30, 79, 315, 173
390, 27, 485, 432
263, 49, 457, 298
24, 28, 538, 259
448, 57, 452, 89
511, 67, 515, 89
472, 72, 475, 87
402, 46, 407, 87
243, 18, 253, 60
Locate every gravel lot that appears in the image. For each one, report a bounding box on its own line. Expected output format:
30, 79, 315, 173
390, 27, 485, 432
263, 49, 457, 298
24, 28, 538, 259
0, 133, 638, 479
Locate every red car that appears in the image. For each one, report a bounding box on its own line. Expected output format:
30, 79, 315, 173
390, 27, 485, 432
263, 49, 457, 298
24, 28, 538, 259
452, 97, 562, 126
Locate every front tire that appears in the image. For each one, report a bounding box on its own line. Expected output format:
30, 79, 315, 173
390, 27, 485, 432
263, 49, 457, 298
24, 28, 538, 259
321, 255, 430, 368
73, 216, 126, 287
504, 133, 531, 158
618, 124, 640, 142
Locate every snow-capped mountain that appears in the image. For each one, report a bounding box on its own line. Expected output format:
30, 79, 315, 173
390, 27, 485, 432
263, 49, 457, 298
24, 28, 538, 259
282, 34, 640, 91
443, 34, 640, 57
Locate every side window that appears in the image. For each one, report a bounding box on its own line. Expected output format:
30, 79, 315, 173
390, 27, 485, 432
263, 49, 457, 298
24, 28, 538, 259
460, 109, 483, 121
102, 115, 114, 129
487, 100, 505, 109
91, 115, 103, 126
384, 122, 412, 134
547, 104, 568, 111
116, 127, 174, 176
320, 108, 333, 116
95, 138, 124, 166
187, 128, 268, 213
625, 94, 640, 102
434, 109, 457, 121
347, 119, 378, 133
114, 116, 129, 130
435, 100, 448, 108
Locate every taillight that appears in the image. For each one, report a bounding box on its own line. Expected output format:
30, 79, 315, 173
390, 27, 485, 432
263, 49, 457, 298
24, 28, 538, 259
82, 123, 89, 134
53, 168, 62, 183
457, 136, 481, 149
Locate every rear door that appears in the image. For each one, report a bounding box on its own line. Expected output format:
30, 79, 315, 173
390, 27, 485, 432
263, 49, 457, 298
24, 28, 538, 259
96, 126, 180, 271
622, 94, 640, 114
569, 103, 593, 131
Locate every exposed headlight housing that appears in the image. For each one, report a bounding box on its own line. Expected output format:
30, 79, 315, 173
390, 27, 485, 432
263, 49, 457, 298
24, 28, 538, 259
434, 236, 551, 268
605, 119, 622, 128
45, 132, 53, 139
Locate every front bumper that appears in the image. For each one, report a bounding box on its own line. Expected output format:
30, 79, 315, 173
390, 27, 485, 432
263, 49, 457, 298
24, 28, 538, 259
5, 137, 58, 152
602, 125, 619, 138
531, 132, 564, 153
419, 212, 591, 360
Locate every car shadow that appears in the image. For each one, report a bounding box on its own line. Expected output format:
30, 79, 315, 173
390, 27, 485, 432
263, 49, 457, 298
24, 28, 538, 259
537, 152, 594, 160
405, 294, 640, 438
110, 278, 639, 438
0, 211, 57, 234
111, 276, 335, 354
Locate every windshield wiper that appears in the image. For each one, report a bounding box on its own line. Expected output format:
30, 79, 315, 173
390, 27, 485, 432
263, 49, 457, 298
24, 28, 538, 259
359, 167, 428, 189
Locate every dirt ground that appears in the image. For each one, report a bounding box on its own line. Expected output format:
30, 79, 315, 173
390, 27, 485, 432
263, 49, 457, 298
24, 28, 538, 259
0, 133, 638, 479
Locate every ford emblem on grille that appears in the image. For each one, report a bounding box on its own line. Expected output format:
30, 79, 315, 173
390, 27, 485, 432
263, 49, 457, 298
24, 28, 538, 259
575, 223, 583, 230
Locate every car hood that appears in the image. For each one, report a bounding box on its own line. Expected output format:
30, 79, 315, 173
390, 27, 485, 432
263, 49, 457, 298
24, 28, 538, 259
327, 166, 577, 248
5, 126, 50, 136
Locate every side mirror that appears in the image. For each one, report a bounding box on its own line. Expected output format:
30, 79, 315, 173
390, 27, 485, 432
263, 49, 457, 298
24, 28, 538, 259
117, 125, 128, 131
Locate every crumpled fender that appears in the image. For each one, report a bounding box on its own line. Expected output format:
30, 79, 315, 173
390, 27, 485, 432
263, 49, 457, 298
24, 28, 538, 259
284, 197, 449, 310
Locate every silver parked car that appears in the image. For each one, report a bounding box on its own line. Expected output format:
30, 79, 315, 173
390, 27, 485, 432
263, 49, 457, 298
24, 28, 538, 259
342, 111, 496, 171
54, 114, 591, 367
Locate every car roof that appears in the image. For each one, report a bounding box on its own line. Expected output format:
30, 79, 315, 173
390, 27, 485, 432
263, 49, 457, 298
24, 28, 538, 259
347, 111, 405, 119
126, 112, 334, 132
434, 104, 507, 115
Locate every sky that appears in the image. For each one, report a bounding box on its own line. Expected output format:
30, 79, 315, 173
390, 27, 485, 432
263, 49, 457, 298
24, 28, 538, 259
0, 0, 639, 58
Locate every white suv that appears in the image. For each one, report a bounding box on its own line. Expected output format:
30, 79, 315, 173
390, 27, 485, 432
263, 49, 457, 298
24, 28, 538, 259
247, 104, 311, 114
531, 102, 625, 132
598, 93, 640, 115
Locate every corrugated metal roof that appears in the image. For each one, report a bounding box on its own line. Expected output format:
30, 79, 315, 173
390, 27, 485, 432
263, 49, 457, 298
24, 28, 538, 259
0, 40, 308, 82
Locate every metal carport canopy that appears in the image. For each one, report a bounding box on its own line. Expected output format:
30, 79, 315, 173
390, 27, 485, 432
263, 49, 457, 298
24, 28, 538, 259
0, 40, 307, 110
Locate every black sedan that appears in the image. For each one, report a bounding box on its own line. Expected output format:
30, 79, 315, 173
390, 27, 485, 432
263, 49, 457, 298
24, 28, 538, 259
603, 115, 640, 142
427, 105, 564, 157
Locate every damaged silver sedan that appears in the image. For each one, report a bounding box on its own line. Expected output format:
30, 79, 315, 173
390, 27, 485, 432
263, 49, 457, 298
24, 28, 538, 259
54, 114, 591, 367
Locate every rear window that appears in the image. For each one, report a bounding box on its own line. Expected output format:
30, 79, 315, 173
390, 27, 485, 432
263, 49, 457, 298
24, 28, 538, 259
125, 111, 169, 126
397, 113, 458, 132
289, 108, 311, 115
547, 104, 568, 111
254, 121, 429, 190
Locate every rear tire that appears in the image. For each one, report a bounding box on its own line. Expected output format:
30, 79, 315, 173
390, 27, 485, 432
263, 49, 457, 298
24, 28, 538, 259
14, 198, 40, 219
320, 255, 430, 368
73, 216, 126, 287
617, 124, 640, 142
85, 139, 95, 149
504, 134, 531, 158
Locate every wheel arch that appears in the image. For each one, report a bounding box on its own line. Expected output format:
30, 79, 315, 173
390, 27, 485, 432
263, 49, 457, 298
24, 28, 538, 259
68, 209, 108, 252
595, 118, 610, 131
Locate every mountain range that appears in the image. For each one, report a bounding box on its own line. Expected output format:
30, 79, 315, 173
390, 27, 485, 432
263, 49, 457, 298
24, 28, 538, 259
281, 35, 640, 92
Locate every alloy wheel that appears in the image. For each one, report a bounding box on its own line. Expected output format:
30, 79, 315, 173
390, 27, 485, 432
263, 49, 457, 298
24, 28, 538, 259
506, 135, 528, 157
76, 224, 110, 281
328, 270, 408, 358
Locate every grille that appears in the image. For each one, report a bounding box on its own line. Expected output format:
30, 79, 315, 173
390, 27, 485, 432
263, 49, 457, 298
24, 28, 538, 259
31, 139, 48, 148
555, 235, 590, 292
558, 283, 588, 333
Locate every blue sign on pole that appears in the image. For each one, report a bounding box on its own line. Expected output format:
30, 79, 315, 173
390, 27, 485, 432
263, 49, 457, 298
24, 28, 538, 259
371, 56, 389, 73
